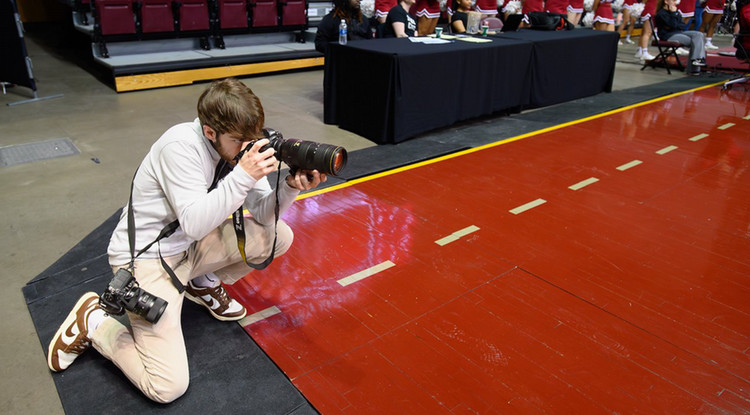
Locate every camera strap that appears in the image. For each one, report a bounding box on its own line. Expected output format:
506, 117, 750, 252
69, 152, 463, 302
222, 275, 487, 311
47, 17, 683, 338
125, 157, 282, 294
126, 167, 184, 293
230, 160, 281, 270
209, 158, 281, 270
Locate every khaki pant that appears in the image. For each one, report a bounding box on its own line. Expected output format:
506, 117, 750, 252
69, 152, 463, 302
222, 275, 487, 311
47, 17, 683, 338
91, 218, 293, 403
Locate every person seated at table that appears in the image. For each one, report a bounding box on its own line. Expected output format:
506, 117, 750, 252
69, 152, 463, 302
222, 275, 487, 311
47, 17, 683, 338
451, 0, 472, 33
655, 0, 707, 74
383, 0, 419, 37
315, 0, 373, 53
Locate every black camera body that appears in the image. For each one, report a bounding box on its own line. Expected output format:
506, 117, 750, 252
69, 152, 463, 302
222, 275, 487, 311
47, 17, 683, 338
100, 268, 168, 324
234, 128, 347, 176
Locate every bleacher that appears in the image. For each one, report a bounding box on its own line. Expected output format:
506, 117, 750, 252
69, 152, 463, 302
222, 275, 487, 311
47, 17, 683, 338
64, 0, 332, 91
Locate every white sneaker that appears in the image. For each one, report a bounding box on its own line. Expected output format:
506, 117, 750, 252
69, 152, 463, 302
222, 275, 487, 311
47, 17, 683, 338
641, 52, 656, 61
625, 38, 635, 44
634, 49, 643, 58
676, 47, 689, 56
47, 292, 100, 372
618, 40, 624, 46
185, 281, 247, 321
705, 42, 719, 50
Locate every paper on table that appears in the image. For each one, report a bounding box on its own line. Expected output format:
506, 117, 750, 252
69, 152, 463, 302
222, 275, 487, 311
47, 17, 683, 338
409, 37, 452, 44
428, 33, 458, 39
455, 36, 493, 43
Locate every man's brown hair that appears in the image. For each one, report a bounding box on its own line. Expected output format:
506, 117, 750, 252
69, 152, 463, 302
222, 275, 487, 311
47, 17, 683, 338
197, 78, 265, 140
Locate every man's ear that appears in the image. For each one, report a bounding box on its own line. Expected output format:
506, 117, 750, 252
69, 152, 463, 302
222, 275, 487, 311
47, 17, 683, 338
203, 124, 217, 143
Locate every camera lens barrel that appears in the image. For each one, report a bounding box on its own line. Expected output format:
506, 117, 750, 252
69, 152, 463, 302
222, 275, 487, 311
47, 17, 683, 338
271, 138, 347, 176
144, 296, 168, 324
235, 129, 348, 176
131, 291, 168, 324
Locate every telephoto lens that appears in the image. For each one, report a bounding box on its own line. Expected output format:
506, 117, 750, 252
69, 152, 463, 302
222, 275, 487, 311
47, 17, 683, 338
233, 129, 348, 176
271, 138, 347, 176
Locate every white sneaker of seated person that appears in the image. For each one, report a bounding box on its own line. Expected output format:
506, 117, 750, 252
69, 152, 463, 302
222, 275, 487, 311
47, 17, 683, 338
185, 273, 247, 321
48, 292, 107, 372
676, 47, 689, 56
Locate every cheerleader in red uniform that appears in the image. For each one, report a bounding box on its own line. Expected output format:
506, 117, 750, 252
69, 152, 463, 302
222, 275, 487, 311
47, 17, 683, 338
521, 0, 546, 27
617, 0, 639, 44
677, 0, 696, 23
636, 0, 657, 60
568, 0, 584, 24
699, 0, 725, 48
592, 0, 615, 29
476, 0, 500, 16
414, 0, 442, 33
546, 0, 568, 14
375, 0, 398, 22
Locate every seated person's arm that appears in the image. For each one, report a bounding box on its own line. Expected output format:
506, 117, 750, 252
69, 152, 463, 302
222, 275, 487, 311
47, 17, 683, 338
452, 19, 466, 33
393, 21, 409, 37
314, 15, 336, 53
314, 30, 332, 53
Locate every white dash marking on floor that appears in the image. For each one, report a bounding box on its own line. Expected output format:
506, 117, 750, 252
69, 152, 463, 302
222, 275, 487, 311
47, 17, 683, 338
743, 114, 750, 120
656, 145, 678, 155
718, 123, 735, 130
239, 306, 282, 326
510, 198, 546, 215
616, 160, 642, 171
568, 177, 599, 191
689, 133, 709, 142
435, 225, 480, 246
337, 261, 396, 287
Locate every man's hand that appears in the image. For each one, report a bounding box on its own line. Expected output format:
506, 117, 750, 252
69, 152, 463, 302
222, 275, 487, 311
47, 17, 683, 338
238, 139, 277, 180
286, 169, 327, 191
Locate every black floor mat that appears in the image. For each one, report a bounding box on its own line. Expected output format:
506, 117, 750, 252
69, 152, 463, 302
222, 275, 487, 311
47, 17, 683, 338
23, 211, 318, 415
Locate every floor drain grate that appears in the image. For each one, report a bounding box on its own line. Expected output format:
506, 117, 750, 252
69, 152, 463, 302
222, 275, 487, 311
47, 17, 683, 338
0, 138, 80, 167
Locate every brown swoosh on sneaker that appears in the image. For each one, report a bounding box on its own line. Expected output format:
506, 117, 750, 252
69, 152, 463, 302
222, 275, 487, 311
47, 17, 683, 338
48, 293, 98, 371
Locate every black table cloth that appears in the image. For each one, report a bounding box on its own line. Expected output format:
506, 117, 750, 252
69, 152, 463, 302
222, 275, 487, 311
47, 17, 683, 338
491, 29, 620, 107
324, 29, 619, 144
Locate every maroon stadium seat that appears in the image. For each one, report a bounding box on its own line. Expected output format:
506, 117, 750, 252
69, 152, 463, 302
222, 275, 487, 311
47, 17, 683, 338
95, 0, 137, 35
140, 0, 175, 33
279, 0, 306, 27
177, 0, 210, 31
218, 0, 249, 29
249, 0, 278, 27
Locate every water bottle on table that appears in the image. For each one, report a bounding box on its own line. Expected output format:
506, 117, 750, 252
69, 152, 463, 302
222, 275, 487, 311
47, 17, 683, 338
339, 19, 347, 45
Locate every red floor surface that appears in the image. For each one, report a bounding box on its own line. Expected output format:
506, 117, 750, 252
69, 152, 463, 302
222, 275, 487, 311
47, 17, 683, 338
226, 83, 750, 414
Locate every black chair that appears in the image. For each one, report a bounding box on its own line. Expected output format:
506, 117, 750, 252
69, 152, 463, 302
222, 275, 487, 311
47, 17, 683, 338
641, 17, 684, 74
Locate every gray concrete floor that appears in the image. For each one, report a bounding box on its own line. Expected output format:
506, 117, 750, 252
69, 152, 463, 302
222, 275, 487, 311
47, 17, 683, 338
0, 24, 733, 414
